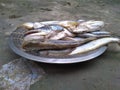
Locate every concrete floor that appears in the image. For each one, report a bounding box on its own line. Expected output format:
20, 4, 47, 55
0, 0, 120, 90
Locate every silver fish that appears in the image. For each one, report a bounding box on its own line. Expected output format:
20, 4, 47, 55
77, 19, 85, 23
91, 30, 111, 35
21, 21, 63, 31
81, 20, 104, 30
72, 20, 104, 33
49, 24, 64, 31
23, 33, 45, 43
36, 24, 64, 32
24, 24, 64, 37
62, 37, 85, 41
69, 37, 120, 55
29, 24, 63, 32
77, 33, 111, 38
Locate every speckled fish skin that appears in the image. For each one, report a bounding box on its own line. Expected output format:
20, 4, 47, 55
69, 37, 120, 55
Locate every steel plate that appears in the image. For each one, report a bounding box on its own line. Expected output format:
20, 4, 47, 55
8, 21, 107, 64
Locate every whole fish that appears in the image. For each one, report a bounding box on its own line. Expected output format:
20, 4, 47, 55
81, 20, 104, 30
21, 21, 63, 30
69, 37, 120, 55
36, 24, 64, 32
72, 20, 104, 33
24, 30, 66, 42
22, 40, 79, 50
22, 37, 96, 50
24, 24, 65, 38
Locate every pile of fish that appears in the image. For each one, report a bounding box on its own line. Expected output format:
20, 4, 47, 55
21, 20, 120, 56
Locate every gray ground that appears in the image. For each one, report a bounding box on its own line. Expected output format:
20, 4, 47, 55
0, 0, 120, 90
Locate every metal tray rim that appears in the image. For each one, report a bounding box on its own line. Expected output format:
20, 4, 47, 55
8, 21, 107, 64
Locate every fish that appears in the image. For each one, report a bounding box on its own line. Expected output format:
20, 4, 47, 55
72, 20, 104, 33
49, 24, 64, 31
45, 30, 61, 39
22, 40, 80, 50
22, 37, 97, 50
58, 21, 79, 30
21, 22, 47, 30
21, 22, 34, 30
22, 22, 45, 30
39, 49, 73, 57
62, 37, 85, 41
35, 24, 64, 31
76, 33, 111, 38
49, 31, 67, 40
77, 19, 85, 23
49, 28, 74, 40
33, 22, 45, 29
82, 20, 104, 30
91, 30, 111, 35
24, 24, 64, 37
69, 37, 120, 55
23, 33, 45, 43
24, 30, 49, 36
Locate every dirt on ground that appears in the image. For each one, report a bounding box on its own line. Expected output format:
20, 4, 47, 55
0, 0, 120, 90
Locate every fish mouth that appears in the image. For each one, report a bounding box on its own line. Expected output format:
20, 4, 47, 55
24, 30, 40, 36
